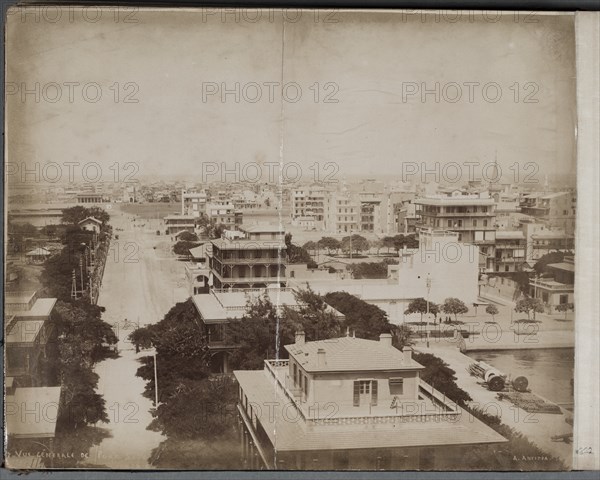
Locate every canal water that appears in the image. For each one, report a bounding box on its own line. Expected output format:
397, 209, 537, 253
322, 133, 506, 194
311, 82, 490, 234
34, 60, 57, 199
466, 348, 574, 406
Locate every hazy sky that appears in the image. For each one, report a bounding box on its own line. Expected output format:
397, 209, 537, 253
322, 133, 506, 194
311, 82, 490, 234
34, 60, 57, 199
6, 10, 576, 184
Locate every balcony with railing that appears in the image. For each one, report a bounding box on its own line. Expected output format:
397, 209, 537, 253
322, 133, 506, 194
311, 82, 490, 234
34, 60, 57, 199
263, 359, 461, 428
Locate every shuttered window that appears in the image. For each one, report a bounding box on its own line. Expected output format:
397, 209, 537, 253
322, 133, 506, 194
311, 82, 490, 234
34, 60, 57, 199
371, 380, 378, 406
353, 381, 360, 406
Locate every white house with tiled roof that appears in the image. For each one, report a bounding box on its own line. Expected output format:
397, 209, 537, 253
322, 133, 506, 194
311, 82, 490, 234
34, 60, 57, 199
234, 333, 506, 470
78, 216, 103, 233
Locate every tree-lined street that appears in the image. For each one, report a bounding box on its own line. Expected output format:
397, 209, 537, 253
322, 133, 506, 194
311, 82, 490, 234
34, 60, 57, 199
88, 205, 188, 467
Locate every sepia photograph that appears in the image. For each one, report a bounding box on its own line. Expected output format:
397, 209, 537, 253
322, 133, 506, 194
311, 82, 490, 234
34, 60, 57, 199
3, 6, 599, 473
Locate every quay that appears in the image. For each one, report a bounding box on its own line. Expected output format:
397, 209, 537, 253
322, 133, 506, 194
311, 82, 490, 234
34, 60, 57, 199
418, 343, 574, 466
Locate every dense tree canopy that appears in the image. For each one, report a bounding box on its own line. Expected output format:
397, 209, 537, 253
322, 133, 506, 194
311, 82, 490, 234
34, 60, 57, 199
348, 261, 389, 279
173, 240, 203, 257
533, 251, 567, 276
340, 234, 370, 255
323, 291, 392, 339
514, 296, 544, 320
318, 237, 341, 254
413, 352, 472, 406
134, 299, 210, 400
404, 298, 440, 322
285, 233, 317, 267
177, 231, 199, 242
441, 297, 469, 322
62, 206, 110, 225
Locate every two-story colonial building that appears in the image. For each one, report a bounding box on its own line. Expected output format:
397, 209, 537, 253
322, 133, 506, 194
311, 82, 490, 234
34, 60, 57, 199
207, 226, 287, 290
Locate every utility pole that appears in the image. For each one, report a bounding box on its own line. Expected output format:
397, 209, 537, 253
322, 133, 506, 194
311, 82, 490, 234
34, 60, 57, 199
426, 273, 431, 348
153, 352, 159, 407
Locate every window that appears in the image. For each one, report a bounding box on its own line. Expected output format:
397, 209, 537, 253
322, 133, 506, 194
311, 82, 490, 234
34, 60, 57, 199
353, 380, 377, 406
483, 220, 488, 227
293, 363, 297, 385
560, 294, 569, 305
389, 377, 404, 395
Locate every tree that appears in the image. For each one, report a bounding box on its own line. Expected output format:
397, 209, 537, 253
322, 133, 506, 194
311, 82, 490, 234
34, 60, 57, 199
323, 291, 392, 340
318, 237, 341, 255
382, 236, 396, 254
62, 206, 90, 225
284, 287, 342, 342
303, 241, 317, 252
555, 302, 574, 320
285, 233, 315, 266
177, 231, 199, 242
392, 234, 419, 252
348, 261, 389, 279
413, 352, 472, 406
533, 252, 567, 276
148, 375, 237, 440
442, 297, 469, 322
7, 222, 39, 253
404, 297, 439, 323
128, 326, 155, 352
372, 239, 384, 255
514, 296, 545, 321
61, 206, 110, 226
341, 234, 370, 255
223, 294, 290, 370
173, 241, 202, 257
51, 301, 118, 430
134, 299, 211, 403
485, 304, 499, 322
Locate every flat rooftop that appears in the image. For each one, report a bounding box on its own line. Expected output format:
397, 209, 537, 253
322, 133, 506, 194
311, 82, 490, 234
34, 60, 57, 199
15, 298, 57, 319
235, 369, 506, 453
192, 289, 343, 323
6, 387, 62, 438
211, 239, 285, 250
6, 319, 47, 344
415, 197, 495, 206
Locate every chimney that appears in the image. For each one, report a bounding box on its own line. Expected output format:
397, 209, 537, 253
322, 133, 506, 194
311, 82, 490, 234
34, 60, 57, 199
379, 333, 393, 347
317, 348, 326, 367
295, 331, 305, 345
402, 346, 413, 363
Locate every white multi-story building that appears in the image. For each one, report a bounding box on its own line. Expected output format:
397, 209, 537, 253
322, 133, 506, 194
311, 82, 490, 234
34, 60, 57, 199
415, 191, 496, 272
291, 185, 327, 228
181, 189, 208, 217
